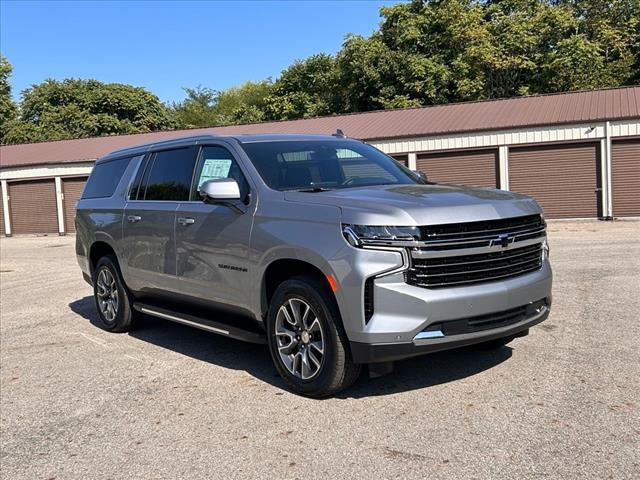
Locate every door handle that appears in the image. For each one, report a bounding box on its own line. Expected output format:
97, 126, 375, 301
177, 217, 195, 226
127, 215, 142, 223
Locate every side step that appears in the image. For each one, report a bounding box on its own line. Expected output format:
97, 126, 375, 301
133, 303, 266, 345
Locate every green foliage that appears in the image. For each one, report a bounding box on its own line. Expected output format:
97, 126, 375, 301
3, 0, 639, 144
170, 80, 273, 128
0, 55, 18, 143
174, 0, 638, 125
3, 78, 176, 144
264, 54, 342, 119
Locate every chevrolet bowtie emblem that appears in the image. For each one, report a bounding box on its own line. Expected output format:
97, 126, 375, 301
492, 234, 513, 248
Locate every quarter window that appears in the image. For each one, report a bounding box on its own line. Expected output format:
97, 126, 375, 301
141, 147, 199, 201
82, 156, 133, 199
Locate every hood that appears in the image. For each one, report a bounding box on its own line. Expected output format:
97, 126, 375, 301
283, 184, 542, 225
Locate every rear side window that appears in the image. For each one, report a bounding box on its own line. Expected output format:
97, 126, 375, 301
82, 156, 132, 199
140, 147, 199, 201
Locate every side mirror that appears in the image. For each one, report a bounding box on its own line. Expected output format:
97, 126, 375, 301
199, 178, 246, 214
413, 170, 429, 182
199, 178, 241, 202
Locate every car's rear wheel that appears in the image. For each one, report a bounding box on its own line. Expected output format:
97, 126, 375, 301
92, 255, 138, 332
266, 275, 360, 397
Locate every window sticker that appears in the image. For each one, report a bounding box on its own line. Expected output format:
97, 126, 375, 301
198, 158, 232, 188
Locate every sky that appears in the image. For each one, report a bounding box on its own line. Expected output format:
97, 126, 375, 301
1, 0, 401, 104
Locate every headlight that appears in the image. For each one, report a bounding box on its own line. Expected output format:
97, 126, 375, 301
342, 224, 420, 247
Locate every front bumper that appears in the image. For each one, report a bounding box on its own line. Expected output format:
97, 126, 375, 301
345, 258, 552, 363
351, 299, 550, 363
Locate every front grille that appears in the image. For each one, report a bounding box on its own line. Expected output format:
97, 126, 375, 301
407, 243, 543, 288
420, 299, 548, 336
406, 215, 545, 289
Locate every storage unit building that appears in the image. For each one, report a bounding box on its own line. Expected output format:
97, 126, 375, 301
1, 86, 639, 236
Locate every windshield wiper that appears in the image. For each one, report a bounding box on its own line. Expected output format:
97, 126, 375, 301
292, 186, 333, 192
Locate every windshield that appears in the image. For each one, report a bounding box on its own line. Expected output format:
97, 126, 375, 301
240, 140, 422, 191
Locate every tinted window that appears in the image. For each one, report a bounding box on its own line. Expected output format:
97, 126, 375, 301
141, 147, 198, 201
191, 146, 249, 201
82, 156, 132, 199
240, 140, 422, 191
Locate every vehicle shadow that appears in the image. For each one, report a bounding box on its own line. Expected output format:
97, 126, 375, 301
69, 296, 513, 399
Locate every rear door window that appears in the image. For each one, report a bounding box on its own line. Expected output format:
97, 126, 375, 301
140, 147, 199, 201
82, 156, 132, 199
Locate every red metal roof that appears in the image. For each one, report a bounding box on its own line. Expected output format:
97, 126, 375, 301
1, 86, 639, 168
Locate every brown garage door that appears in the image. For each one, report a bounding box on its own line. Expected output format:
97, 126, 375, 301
611, 139, 640, 217
62, 177, 88, 233
416, 148, 498, 187
8, 179, 59, 234
509, 142, 600, 218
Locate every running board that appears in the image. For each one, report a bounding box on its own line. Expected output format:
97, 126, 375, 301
133, 303, 266, 345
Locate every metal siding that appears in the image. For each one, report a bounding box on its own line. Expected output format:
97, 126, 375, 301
416, 149, 498, 187
611, 139, 640, 217
509, 143, 599, 218
62, 177, 88, 233
8, 179, 59, 234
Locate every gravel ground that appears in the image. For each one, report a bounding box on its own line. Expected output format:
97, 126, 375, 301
1, 220, 639, 480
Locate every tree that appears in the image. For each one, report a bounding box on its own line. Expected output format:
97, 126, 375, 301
171, 80, 273, 128
265, 54, 342, 119
0, 55, 18, 143
3, 79, 176, 144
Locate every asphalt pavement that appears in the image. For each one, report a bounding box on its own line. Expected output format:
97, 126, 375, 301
1, 220, 638, 479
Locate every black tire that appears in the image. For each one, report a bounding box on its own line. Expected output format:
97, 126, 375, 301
92, 255, 138, 333
470, 335, 515, 351
266, 275, 361, 398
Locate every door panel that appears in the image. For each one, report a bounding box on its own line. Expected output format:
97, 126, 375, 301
174, 144, 254, 309
120, 146, 200, 294
175, 202, 254, 308
121, 201, 179, 293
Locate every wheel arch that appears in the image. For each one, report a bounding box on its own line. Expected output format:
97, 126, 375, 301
261, 258, 339, 320
89, 241, 117, 276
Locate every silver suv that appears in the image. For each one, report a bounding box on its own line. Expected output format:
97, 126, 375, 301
76, 133, 552, 397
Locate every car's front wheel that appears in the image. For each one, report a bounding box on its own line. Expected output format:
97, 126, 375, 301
266, 275, 360, 397
92, 255, 138, 333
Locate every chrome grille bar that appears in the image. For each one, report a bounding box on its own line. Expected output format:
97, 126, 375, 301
405, 215, 546, 289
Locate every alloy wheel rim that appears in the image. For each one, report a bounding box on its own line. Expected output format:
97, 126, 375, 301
96, 268, 119, 323
275, 298, 325, 380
